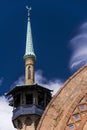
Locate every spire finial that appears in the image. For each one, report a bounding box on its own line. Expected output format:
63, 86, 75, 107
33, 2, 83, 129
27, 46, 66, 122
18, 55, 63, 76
26, 6, 32, 18
24, 5, 36, 60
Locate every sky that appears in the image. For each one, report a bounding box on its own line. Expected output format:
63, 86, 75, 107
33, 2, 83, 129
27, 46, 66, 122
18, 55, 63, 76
0, 0, 87, 95
0, 0, 86, 95
0, 0, 87, 130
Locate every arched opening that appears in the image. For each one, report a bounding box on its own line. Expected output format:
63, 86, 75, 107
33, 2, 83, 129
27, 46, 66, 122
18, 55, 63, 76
26, 93, 33, 105
28, 66, 31, 79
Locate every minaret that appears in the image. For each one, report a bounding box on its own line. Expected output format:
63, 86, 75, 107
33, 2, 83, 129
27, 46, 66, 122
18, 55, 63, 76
24, 6, 36, 85
6, 6, 52, 130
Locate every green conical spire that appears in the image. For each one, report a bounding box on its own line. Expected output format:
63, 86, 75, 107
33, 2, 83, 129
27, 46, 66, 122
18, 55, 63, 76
24, 6, 36, 59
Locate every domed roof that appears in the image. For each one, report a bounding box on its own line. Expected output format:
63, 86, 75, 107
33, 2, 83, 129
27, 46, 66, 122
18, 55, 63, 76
38, 64, 87, 130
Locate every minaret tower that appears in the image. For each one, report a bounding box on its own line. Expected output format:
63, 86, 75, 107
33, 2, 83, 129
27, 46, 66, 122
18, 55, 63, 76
6, 6, 52, 130
24, 6, 36, 85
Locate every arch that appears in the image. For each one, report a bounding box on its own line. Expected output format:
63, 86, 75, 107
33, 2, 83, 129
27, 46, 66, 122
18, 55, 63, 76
25, 117, 33, 126
16, 119, 22, 129
28, 66, 31, 79
37, 64, 87, 130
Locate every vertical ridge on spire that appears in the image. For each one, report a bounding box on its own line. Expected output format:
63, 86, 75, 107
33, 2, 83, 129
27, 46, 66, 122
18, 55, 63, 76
24, 6, 36, 59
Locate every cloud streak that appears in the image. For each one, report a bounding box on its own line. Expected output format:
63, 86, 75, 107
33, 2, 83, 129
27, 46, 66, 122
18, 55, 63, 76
11, 75, 24, 89
35, 70, 63, 95
11, 70, 63, 95
69, 22, 87, 71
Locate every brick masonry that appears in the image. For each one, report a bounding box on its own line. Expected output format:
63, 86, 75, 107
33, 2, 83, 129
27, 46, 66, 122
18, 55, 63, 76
37, 64, 87, 130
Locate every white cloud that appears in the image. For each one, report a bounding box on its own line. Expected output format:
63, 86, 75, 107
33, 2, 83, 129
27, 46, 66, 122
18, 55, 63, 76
35, 70, 63, 95
0, 96, 15, 130
35, 70, 47, 84
69, 22, 87, 71
11, 70, 63, 95
11, 75, 24, 88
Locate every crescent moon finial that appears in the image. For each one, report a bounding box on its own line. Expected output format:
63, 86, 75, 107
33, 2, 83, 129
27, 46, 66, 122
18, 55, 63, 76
26, 6, 32, 17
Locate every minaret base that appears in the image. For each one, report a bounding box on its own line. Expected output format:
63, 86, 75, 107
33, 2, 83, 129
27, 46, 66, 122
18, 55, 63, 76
13, 115, 40, 130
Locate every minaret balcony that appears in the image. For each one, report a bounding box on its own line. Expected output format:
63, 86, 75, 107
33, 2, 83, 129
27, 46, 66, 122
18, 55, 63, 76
6, 84, 52, 121
12, 104, 44, 120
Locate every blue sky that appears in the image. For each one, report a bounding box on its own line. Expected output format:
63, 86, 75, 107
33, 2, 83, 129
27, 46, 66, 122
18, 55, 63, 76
1, 1, 87, 130
0, 0, 87, 95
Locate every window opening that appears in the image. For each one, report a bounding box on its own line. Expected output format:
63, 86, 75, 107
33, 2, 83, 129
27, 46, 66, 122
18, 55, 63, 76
28, 66, 31, 79
80, 105, 85, 110
69, 125, 74, 129
26, 93, 33, 105
14, 94, 20, 108
74, 114, 79, 120
38, 92, 44, 107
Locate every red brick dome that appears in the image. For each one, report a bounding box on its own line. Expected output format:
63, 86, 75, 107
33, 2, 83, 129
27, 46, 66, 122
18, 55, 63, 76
38, 64, 87, 130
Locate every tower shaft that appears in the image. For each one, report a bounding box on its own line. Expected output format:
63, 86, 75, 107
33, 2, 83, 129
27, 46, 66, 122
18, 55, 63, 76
25, 57, 35, 84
